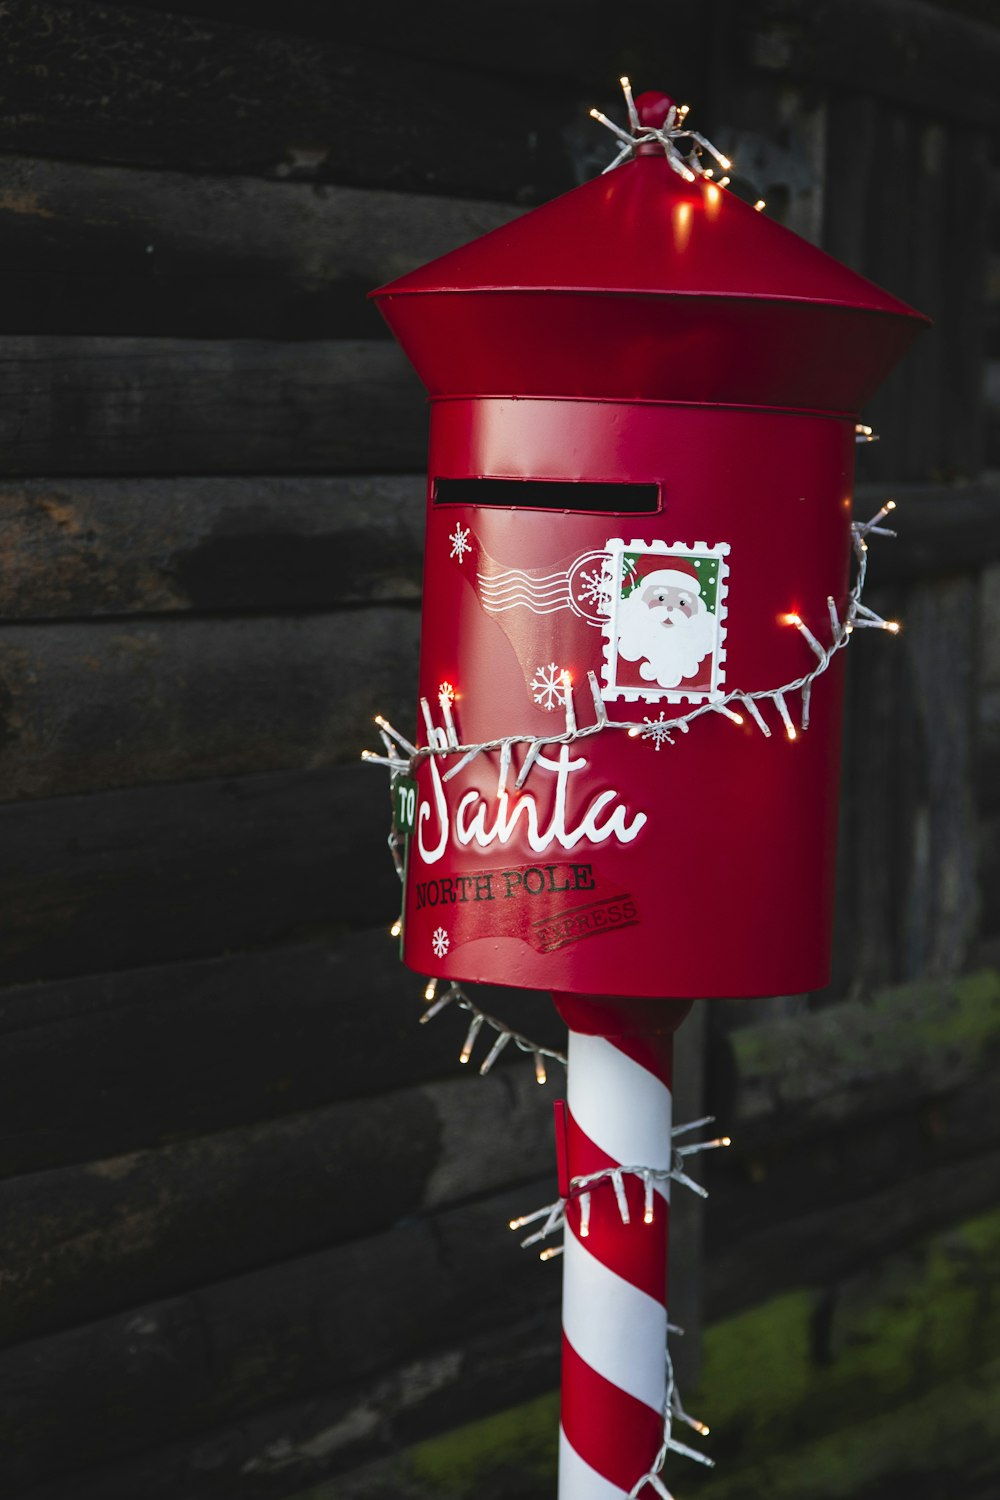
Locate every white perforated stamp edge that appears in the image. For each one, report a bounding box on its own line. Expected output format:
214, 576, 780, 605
600, 538, 731, 705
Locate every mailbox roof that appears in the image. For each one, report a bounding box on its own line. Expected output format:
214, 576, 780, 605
372, 153, 929, 413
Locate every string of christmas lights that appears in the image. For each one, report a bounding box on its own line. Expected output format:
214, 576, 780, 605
508, 1123, 730, 1495
412, 974, 567, 1079
391, 929, 730, 1496
508, 1120, 732, 1257
383, 806, 569, 1078
363, 502, 900, 787
385, 852, 730, 1495
591, 75, 738, 195
366, 501, 900, 1103
633, 1337, 715, 1499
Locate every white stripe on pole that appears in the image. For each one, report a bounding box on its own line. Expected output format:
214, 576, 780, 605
567, 1032, 673, 1194
562, 1230, 668, 1408
559, 1426, 628, 1500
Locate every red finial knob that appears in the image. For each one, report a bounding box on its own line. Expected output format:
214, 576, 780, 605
635, 92, 675, 131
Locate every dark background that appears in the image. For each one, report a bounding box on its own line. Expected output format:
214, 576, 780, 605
0, 2, 998, 1496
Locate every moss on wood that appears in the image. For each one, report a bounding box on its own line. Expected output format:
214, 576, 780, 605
730, 969, 1000, 1138
325, 1205, 1000, 1499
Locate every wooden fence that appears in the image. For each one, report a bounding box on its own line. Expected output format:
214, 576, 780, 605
0, 2, 998, 1496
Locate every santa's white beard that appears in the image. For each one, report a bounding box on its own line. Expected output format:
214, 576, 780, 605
616, 595, 718, 689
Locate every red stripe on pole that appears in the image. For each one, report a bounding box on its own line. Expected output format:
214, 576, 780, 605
565, 1100, 618, 1178
561, 1331, 663, 1492
565, 1107, 668, 1304
608, 1028, 676, 1085
554, 1098, 571, 1198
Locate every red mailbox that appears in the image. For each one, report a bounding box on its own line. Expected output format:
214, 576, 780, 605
372, 106, 927, 1004
371, 90, 927, 1499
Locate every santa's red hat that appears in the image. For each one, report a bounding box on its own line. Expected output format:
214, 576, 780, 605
635, 561, 703, 597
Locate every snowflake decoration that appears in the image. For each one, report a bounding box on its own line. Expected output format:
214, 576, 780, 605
578, 565, 614, 613
449, 524, 472, 562
431, 926, 450, 959
438, 680, 455, 704
641, 711, 675, 750
531, 662, 570, 712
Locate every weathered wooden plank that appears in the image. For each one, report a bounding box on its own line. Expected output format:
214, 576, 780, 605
721, 971, 1000, 1139
349, 1206, 1000, 1500
315, 1369, 1000, 1500
670, 1000, 707, 1390
0, 765, 399, 984
5, 968, 998, 1359
0, 157, 521, 337
0, 338, 426, 476
979, 816, 1000, 944
0, 0, 579, 200
741, 0, 1000, 132
858, 104, 922, 484
0, 933, 561, 1175
709, 1054, 1000, 1272
853, 478, 1000, 582
706, 972, 1000, 1288
702, 1208, 1000, 1497
903, 118, 946, 484
19, 1309, 562, 1500
978, 561, 1000, 826
821, 95, 913, 491
84, 0, 1000, 140
988, 360, 1000, 472
0, 608, 420, 800
835, 564, 983, 991
896, 575, 981, 976
832, 577, 910, 993
0, 1064, 556, 1349
0, 475, 426, 619
821, 93, 876, 276
3, 972, 999, 1489
5, 1136, 1000, 1493
823, 102, 953, 488
706, 1143, 1000, 1323
941, 126, 990, 478
105, 0, 612, 81
1, 476, 995, 626
0, 1178, 560, 1492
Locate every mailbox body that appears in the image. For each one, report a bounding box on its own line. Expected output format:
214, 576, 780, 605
373, 154, 926, 1000
406, 397, 850, 997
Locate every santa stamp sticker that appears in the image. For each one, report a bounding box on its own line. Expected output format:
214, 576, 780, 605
601, 538, 731, 703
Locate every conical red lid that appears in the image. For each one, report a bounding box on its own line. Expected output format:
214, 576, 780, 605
373, 145, 928, 414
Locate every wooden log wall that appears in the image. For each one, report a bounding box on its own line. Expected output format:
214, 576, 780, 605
0, 2, 997, 1497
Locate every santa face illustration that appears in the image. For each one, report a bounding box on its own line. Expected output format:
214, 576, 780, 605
615, 566, 718, 689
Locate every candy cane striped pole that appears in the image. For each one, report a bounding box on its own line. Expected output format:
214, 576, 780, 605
552, 996, 691, 1500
